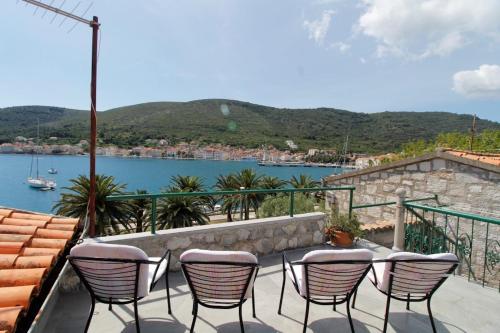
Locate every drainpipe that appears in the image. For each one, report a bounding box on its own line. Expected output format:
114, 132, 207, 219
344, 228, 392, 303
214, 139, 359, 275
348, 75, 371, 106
393, 188, 407, 252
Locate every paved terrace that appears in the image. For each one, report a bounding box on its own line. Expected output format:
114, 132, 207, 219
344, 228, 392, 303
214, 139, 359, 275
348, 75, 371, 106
44, 241, 499, 333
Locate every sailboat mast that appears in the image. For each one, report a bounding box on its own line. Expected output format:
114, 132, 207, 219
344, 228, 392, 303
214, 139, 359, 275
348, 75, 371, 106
36, 119, 39, 179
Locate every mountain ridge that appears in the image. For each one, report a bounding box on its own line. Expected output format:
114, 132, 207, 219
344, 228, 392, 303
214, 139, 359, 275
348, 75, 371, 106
1, 99, 498, 153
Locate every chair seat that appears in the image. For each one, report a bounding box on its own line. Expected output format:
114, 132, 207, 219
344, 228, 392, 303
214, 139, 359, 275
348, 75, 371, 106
148, 256, 168, 287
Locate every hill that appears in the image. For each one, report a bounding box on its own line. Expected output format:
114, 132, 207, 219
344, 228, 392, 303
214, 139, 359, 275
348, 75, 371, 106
1, 100, 499, 153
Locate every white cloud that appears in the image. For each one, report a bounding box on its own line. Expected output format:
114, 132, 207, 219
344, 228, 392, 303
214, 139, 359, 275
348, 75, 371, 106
303, 10, 336, 45
357, 0, 500, 60
359, 57, 367, 64
453, 64, 500, 98
330, 41, 351, 53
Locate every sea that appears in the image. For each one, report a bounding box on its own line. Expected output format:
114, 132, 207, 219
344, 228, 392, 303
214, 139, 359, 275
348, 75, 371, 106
0, 154, 345, 214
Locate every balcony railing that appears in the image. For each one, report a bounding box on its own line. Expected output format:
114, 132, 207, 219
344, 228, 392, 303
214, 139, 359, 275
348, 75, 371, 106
107, 186, 355, 234
404, 202, 500, 291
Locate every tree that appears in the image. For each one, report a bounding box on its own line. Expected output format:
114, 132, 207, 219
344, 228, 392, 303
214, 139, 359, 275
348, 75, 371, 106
214, 173, 239, 222
157, 193, 209, 229
260, 176, 287, 192
129, 189, 150, 233
234, 168, 263, 220
53, 174, 133, 236
157, 175, 210, 229
258, 193, 315, 218
289, 174, 320, 189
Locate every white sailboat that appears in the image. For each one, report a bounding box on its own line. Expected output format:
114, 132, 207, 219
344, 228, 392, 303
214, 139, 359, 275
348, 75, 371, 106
27, 121, 57, 190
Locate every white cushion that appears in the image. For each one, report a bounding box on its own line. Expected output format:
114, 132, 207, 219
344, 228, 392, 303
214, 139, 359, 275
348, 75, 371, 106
368, 252, 458, 293
70, 242, 150, 298
287, 249, 373, 296
180, 249, 258, 299
148, 256, 168, 287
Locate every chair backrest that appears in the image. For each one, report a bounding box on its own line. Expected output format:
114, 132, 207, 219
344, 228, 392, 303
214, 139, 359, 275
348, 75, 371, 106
298, 249, 373, 299
180, 249, 258, 303
68, 243, 150, 301
380, 252, 458, 296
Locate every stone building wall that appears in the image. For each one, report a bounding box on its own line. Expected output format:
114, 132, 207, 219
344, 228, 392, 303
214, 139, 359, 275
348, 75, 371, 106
327, 157, 499, 224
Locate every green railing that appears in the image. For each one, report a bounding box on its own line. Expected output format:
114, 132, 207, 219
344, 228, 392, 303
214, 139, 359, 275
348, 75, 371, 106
107, 186, 356, 234
404, 202, 500, 291
351, 195, 438, 210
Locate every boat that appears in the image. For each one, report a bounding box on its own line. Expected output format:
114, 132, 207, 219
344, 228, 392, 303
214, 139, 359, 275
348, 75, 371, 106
48, 167, 58, 174
27, 120, 57, 190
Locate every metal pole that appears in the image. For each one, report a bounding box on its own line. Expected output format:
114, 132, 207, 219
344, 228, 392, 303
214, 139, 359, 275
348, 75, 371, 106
88, 16, 99, 237
393, 188, 407, 252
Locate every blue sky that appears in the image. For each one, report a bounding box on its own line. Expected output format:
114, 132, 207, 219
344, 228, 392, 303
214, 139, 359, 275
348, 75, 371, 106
2, 0, 500, 122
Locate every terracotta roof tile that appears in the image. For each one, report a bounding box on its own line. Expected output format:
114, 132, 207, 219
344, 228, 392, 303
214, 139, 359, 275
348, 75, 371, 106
0, 306, 23, 333
445, 149, 500, 167
361, 220, 394, 232
0, 208, 80, 333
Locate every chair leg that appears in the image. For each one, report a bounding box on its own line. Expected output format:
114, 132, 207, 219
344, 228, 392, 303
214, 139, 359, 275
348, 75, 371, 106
278, 272, 286, 315
351, 288, 357, 309
190, 302, 198, 333
383, 294, 391, 333
133, 299, 141, 333
165, 272, 172, 315
427, 298, 437, 333
108, 302, 112, 311
406, 293, 410, 311
346, 296, 355, 333
333, 295, 336, 311
239, 304, 245, 333
303, 299, 310, 333
252, 288, 256, 318
84, 297, 95, 333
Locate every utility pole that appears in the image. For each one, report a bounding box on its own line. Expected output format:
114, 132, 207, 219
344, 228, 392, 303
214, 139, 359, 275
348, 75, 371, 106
469, 114, 477, 151
23, 0, 100, 237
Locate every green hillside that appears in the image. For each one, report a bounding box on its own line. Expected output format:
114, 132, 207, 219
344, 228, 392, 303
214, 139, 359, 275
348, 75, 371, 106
1, 100, 498, 153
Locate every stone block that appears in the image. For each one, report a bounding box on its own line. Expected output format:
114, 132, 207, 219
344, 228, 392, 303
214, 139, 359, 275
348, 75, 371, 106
383, 183, 396, 192
402, 180, 414, 186
288, 237, 298, 248
298, 233, 313, 247
419, 162, 431, 172
313, 230, 324, 244
366, 184, 378, 194
255, 239, 273, 254
468, 185, 483, 193
222, 233, 237, 246
406, 164, 418, 171
274, 238, 288, 252
166, 237, 191, 250
432, 159, 446, 170
236, 229, 250, 241
283, 224, 297, 235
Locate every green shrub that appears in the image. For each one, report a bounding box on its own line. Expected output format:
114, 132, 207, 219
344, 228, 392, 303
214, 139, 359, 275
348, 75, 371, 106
257, 193, 315, 218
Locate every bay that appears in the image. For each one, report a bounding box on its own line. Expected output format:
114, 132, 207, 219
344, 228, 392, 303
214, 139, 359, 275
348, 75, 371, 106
0, 154, 344, 213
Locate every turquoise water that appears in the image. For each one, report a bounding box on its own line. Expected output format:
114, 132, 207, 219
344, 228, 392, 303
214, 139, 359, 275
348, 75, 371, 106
0, 154, 344, 213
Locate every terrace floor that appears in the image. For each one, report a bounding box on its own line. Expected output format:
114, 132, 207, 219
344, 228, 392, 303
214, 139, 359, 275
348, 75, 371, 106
44, 240, 499, 333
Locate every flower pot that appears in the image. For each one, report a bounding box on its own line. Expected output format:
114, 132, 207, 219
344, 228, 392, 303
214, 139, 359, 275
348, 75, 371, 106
330, 231, 354, 247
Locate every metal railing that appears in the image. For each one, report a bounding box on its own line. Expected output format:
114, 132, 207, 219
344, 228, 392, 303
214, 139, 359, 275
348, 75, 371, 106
351, 195, 438, 210
404, 202, 499, 291
107, 186, 355, 234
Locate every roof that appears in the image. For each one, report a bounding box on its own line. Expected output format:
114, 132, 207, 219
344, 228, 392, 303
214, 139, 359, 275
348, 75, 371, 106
326, 149, 500, 183
444, 149, 500, 167
0, 208, 79, 333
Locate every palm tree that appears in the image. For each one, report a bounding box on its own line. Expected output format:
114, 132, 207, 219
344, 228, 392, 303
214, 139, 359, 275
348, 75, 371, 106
214, 173, 239, 222
260, 175, 287, 193
157, 191, 209, 229
129, 189, 150, 233
234, 169, 263, 220
170, 175, 205, 192
289, 174, 320, 198
53, 174, 133, 236
157, 175, 210, 229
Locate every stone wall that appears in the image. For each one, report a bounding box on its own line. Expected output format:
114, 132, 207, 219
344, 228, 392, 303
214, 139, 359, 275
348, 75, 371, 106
327, 158, 499, 224
59, 213, 327, 291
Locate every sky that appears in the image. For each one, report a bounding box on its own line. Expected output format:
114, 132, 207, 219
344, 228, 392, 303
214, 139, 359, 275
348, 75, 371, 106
2, 0, 500, 122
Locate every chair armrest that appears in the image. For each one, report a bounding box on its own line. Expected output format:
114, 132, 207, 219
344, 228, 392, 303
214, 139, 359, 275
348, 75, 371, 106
149, 250, 171, 291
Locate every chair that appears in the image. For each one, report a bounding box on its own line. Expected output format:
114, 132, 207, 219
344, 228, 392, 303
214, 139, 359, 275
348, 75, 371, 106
352, 252, 458, 333
278, 249, 373, 333
67, 242, 171, 333
180, 249, 260, 333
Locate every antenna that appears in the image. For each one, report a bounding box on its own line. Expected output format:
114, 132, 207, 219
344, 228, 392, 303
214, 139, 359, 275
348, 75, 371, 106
22, 0, 100, 237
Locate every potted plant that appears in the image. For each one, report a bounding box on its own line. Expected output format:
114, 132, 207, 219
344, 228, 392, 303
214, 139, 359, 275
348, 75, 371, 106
324, 211, 364, 247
